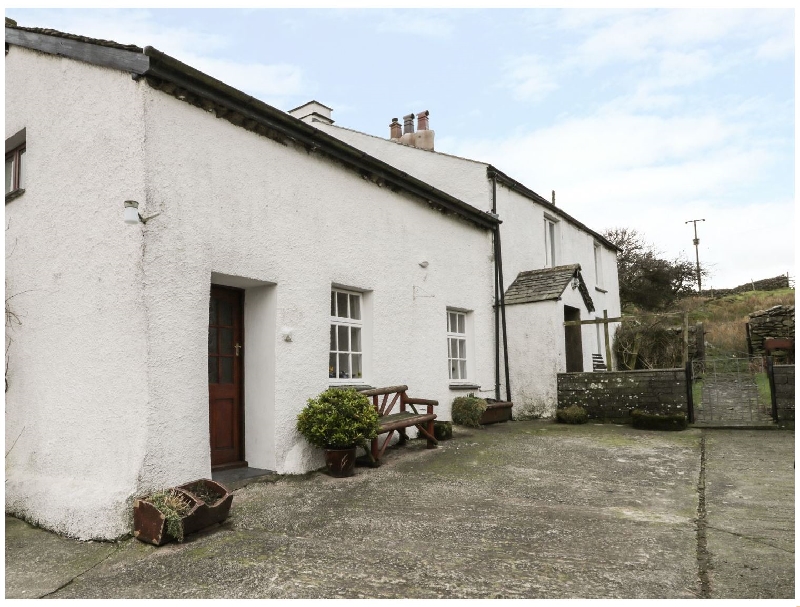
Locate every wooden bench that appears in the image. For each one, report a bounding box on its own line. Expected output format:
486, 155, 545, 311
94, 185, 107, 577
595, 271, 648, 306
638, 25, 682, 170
359, 385, 438, 463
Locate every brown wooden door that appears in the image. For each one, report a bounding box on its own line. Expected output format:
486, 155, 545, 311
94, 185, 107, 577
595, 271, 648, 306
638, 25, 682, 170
208, 286, 246, 469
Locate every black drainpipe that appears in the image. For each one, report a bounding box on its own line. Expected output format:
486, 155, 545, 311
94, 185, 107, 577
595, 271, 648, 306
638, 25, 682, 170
492, 176, 500, 401
490, 171, 512, 403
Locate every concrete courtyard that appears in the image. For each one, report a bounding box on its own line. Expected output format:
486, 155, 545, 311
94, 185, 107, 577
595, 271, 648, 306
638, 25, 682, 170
5, 420, 794, 599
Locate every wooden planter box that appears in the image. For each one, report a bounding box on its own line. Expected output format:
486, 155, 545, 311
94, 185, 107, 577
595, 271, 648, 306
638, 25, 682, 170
480, 400, 513, 425
134, 479, 233, 546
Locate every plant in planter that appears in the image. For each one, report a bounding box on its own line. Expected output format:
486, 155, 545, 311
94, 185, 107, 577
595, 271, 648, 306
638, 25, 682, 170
133, 479, 233, 546
296, 387, 380, 477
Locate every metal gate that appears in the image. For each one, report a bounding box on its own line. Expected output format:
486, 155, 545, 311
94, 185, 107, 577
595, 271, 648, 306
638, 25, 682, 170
691, 356, 775, 426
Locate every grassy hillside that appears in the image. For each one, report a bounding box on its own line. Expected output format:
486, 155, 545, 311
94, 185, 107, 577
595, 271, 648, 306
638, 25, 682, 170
675, 288, 795, 356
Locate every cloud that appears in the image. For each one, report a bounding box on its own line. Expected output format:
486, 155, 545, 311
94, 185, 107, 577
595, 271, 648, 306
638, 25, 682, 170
12, 9, 311, 106
498, 55, 559, 102
441, 98, 790, 288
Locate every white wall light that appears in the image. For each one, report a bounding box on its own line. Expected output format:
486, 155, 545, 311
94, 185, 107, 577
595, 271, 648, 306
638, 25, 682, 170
124, 200, 140, 224
280, 326, 294, 342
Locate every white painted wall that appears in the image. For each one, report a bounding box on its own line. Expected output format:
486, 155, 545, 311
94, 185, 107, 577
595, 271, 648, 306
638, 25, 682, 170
5, 47, 151, 539
315, 123, 493, 212
317, 120, 622, 406
139, 88, 496, 480
6, 50, 496, 539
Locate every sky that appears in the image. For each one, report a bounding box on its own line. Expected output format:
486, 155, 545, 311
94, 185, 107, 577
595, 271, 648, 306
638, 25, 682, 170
6, 7, 795, 290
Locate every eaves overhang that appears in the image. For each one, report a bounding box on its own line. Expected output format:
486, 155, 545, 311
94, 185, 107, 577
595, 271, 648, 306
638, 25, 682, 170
6, 23, 500, 232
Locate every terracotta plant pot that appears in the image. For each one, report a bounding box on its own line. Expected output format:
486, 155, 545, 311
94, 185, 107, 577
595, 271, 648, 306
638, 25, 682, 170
133, 479, 233, 546
324, 447, 357, 477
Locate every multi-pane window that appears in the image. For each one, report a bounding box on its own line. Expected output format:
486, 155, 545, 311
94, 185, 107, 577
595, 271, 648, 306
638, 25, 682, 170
5, 144, 25, 194
330, 289, 363, 381
544, 217, 557, 268
447, 310, 468, 381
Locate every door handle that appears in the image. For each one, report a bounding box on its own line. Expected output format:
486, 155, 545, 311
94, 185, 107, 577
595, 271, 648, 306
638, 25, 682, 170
235, 343, 242, 357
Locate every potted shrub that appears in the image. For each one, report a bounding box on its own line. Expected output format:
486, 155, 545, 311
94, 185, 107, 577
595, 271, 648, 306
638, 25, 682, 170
296, 388, 380, 477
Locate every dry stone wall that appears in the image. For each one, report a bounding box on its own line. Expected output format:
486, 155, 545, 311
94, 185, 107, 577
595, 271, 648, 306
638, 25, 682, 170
557, 369, 688, 420
748, 305, 795, 356
701, 274, 791, 298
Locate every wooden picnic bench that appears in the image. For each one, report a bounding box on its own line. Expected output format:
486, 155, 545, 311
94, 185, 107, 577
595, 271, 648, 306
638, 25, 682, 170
358, 385, 438, 463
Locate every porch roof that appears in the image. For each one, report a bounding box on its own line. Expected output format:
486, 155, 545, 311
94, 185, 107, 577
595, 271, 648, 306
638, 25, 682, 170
504, 264, 595, 312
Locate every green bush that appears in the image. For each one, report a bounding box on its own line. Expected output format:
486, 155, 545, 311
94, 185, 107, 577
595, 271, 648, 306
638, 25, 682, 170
296, 388, 380, 449
452, 396, 487, 428
433, 421, 453, 440
631, 409, 687, 431
556, 405, 589, 424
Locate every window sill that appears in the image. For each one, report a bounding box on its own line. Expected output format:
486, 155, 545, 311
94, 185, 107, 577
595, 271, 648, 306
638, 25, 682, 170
449, 383, 481, 391
5, 188, 25, 204
594, 286, 607, 294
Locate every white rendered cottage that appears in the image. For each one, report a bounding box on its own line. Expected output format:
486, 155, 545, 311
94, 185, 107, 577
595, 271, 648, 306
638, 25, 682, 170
4, 23, 502, 539
292, 104, 622, 418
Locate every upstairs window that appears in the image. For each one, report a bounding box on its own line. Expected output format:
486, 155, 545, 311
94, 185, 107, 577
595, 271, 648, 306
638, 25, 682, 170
5, 143, 25, 196
447, 310, 468, 381
594, 242, 604, 288
330, 288, 363, 381
544, 217, 558, 268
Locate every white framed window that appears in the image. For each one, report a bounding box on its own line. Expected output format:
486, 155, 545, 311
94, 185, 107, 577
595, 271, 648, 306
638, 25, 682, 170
330, 288, 363, 382
544, 216, 558, 268
447, 310, 468, 381
594, 242, 604, 288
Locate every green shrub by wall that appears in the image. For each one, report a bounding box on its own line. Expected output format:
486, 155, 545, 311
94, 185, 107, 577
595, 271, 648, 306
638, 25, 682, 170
452, 396, 487, 428
556, 405, 588, 424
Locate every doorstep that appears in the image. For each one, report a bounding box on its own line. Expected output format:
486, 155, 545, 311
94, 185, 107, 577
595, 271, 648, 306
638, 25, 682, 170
211, 466, 279, 491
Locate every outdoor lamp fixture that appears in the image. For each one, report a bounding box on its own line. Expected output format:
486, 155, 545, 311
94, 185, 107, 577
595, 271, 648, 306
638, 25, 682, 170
572, 275, 580, 290
124, 200, 161, 224
124, 200, 140, 224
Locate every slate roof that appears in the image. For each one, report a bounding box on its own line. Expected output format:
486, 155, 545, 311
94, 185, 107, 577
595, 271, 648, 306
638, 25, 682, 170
4, 19, 499, 231
504, 264, 595, 312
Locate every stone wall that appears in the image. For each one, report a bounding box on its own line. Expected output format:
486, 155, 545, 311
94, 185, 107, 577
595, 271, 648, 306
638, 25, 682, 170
666, 323, 705, 361
701, 274, 791, 298
748, 305, 795, 356
557, 369, 688, 420
772, 364, 794, 422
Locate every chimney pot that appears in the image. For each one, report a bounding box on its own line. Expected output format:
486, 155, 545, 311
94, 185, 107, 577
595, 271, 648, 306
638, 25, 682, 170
403, 113, 415, 135
390, 118, 402, 140
551, 190, 556, 206
416, 110, 430, 131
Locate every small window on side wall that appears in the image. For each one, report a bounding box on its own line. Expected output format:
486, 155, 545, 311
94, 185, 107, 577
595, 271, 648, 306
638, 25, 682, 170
544, 216, 558, 268
5, 128, 26, 199
447, 310, 468, 381
594, 242, 604, 288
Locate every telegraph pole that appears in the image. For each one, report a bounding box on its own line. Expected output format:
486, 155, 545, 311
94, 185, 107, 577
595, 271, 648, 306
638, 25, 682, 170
685, 219, 705, 292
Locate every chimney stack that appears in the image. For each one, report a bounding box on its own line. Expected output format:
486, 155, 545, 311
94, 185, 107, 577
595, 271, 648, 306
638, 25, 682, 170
390, 110, 435, 152
551, 190, 556, 206
403, 113, 415, 135
389, 118, 402, 140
